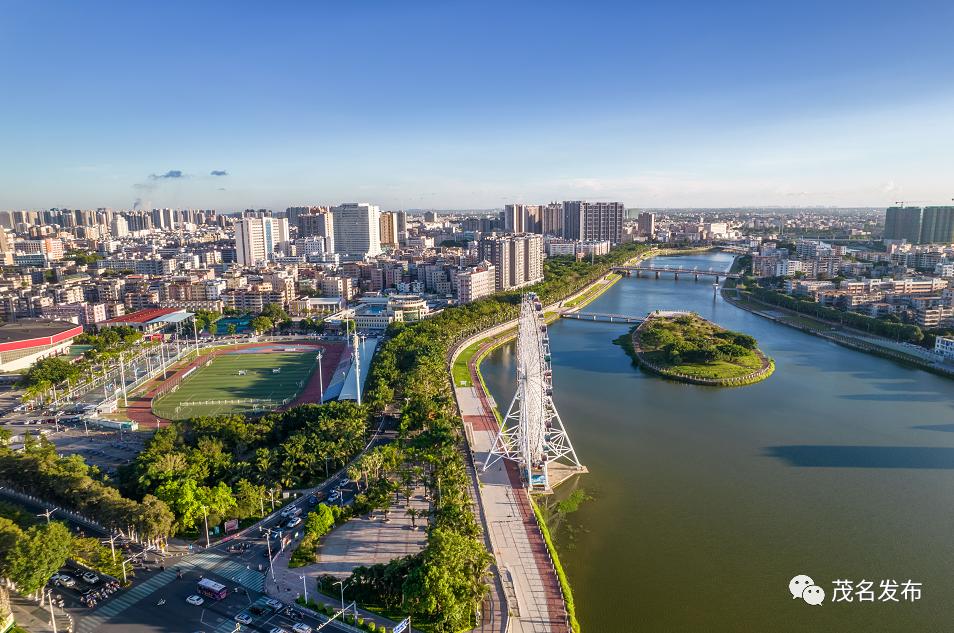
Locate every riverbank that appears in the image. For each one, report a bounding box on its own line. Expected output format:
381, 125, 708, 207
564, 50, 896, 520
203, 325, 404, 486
479, 248, 954, 632
629, 313, 774, 387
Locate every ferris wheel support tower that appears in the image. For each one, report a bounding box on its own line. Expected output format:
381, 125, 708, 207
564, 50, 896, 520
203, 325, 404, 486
483, 292, 583, 491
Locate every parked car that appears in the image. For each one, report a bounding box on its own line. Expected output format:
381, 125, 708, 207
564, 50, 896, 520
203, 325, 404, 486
81, 572, 99, 584
52, 574, 76, 588
186, 594, 204, 606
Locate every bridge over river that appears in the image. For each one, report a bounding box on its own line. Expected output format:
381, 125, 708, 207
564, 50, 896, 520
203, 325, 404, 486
612, 265, 740, 282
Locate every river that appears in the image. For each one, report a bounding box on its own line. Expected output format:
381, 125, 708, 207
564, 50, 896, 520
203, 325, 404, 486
480, 251, 954, 632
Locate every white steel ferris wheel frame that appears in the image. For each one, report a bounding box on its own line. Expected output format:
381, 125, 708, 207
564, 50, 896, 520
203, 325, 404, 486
483, 293, 583, 490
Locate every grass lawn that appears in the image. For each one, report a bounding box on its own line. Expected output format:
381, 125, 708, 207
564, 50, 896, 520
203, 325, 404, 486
152, 351, 317, 420
452, 340, 483, 387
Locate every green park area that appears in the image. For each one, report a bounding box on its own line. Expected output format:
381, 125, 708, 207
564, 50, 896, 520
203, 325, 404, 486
152, 350, 317, 420
634, 314, 772, 385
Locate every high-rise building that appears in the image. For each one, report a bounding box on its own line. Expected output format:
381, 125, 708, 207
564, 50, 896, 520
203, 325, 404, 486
884, 206, 954, 244
502, 204, 543, 234
110, 215, 129, 238
543, 202, 564, 236
395, 210, 408, 245
235, 217, 288, 266
297, 210, 335, 252
379, 212, 399, 248
456, 262, 497, 303
884, 207, 923, 243
478, 233, 543, 291
562, 201, 624, 243
331, 203, 381, 259
637, 212, 655, 237
920, 206, 954, 244
581, 201, 624, 243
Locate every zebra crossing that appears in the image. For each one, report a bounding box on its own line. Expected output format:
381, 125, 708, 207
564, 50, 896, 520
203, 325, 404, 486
182, 548, 265, 592
76, 569, 177, 633
212, 558, 265, 592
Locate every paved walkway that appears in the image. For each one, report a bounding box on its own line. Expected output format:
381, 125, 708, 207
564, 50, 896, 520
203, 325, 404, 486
8, 590, 73, 633
307, 488, 428, 577
265, 507, 424, 633
457, 380, 569, 633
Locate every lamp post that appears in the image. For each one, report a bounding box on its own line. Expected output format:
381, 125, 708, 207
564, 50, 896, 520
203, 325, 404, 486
333, 579, 349, 613
317, 350, 324, 403
259, 527, 277, 582
300, 574, 308, 604
44, 589, 58, 633
201, 505, 210, 548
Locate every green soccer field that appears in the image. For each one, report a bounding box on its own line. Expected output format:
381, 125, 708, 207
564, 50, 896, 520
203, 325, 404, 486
152, 351, 317, 420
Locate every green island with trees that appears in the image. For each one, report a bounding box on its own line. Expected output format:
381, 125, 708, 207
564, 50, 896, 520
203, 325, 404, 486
630, 313, 774, 386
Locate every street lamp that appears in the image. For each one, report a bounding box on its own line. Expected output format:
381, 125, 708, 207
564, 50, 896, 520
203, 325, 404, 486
43, 588, 58, 633
37, 507, 56, 524
299, 574, 308, 604
201, 505, 211, 548
333, 579, 349, 613
259, 527, 277, 582
317, 350, 324, 403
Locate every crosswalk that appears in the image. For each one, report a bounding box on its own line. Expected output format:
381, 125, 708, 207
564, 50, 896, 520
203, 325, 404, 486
182, 548, 265, 592
75, 549, 265, 633
76, 570, 177, 633
213, 558, 266, 592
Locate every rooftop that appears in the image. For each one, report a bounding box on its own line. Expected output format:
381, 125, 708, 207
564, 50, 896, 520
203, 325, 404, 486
0, 320, 81, 344
104, 307, 183, 325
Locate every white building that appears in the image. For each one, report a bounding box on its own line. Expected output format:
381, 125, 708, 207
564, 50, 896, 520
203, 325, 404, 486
235, 217, 289, 266
457, 262, 496, 303
110, 215, 129, 238
935, 336, 954, 363
332, 203, 381, 259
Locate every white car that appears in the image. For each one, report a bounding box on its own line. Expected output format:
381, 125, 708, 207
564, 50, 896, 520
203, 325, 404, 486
53, 574, 76, 588
269, 628, 289, 633
265, 598, 284, 610
280, 505, 300, 518
285, 517, 302, 528
186, 594, 204, 606
235, 612, 253, 625
292, 624, 313, 633
82, 572, 99, 584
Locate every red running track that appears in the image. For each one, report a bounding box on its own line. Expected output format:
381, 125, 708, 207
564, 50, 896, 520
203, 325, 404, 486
125, 341, 346, 429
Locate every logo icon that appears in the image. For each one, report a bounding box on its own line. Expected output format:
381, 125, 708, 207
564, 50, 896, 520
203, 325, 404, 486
790, 574, 825, 606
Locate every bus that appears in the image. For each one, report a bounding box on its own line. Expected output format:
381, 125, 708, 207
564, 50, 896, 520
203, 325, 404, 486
197, 578, 228, 601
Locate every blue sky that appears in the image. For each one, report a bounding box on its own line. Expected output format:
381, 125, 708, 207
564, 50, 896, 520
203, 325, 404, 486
2, 0, 953, 210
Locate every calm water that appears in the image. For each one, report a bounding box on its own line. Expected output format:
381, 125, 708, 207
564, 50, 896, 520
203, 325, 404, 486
481, 252, 954, 633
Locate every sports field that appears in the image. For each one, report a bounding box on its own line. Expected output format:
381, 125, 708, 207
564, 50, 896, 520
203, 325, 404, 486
152, 349, 318, 420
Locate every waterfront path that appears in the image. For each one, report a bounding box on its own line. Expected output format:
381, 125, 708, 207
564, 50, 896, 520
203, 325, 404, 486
457, 379, 569, 633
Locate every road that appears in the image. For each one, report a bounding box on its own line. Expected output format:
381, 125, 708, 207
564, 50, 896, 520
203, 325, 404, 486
59, 413, 395, 633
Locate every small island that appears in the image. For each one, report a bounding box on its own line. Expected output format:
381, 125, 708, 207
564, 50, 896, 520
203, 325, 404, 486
626, 312, 774, 386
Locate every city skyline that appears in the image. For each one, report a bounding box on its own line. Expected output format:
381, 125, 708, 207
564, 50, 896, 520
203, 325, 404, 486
3, 1, 954, 211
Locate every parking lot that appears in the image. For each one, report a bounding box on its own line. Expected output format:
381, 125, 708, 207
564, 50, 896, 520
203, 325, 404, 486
3, 419, 149, 476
